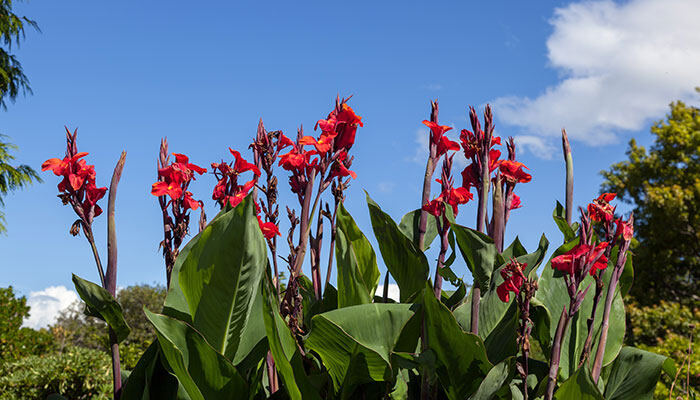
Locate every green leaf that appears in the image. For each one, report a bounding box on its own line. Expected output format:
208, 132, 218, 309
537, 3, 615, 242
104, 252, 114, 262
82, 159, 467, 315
398, 208, 438, 249
502, 237, 528, 260
483, 301, 519, 365
176, 195, 267, 361
145, 309, 248, 400
366, 192, 429, 302
306, 303, 419, 394
336, 202, 381, 308
553, 201, 579, 242
554, 367, 604, 400
603, 346, 672, 400
448, 221, 498, 290
535, 239, 626, 381
121, 341, 182, 400
261, 277, 320, 400
469, 357, 517, 400
71, 274, 130, 343
422, 286, 492, 400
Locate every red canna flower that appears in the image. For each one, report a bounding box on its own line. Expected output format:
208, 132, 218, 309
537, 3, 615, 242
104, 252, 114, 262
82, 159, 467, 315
509, 193, 522, 210
299, 132, 337, 154
588, 242, 609, 276
614, 217, 633, 241
588, 193, 616, 223
551, 241, 609, 277
257, 215, 281, 240
330, 100, 364, 150
230, 149, 261, 177
278, 148, 309, 171
497, 259, 527, 302
435, 136, 460, 158
423, 120, 453, 147
499, 160, 531, 184
43, 127, 108, 229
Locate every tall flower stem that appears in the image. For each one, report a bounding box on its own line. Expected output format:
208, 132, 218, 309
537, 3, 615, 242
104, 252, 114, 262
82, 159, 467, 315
591, 217, 632, 382
418, 100, 439, 252
545, 306, 573, 400
471, 108, 492, 336
562, 129, 573, 225
324, 200, 338, 291
432, 218, 449, 299
106, 151, 126, 400
83, 226, 106, 288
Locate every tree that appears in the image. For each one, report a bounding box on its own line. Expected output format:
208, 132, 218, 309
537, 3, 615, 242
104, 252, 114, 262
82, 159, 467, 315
0, 286, 55, 363
0, 0, 40, 233
52, 283, 166, 369
601, 97, 700, 306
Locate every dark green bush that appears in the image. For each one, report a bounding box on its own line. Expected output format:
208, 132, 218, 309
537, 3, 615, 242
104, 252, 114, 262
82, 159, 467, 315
626, 301, 699, 399
0, 346, 111, 400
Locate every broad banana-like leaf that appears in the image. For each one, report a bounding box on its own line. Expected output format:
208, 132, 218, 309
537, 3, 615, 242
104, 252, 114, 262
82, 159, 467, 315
603, 346, 674, 400
422, 286, 492, 400
145, 309, 248, 400
366, 192, 429, 302
336, 202, 380, 308
71, 274, 130, 343
306, 302, 420, 395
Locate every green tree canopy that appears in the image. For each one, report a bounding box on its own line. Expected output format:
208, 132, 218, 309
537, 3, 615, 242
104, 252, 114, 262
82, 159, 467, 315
0, 0, 38, 108
0, 0, 40, 233
601, 97, 700, 306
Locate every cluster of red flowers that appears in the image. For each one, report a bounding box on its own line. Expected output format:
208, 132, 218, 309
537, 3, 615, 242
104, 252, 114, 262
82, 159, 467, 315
278, 101, 361, 198
550, 193, 633, 278
211, 149, 280, 240
497, 259, 527, 303
152, 153, 207, 210
551, 241, 609, 277
42, 128, 107, 225
211, 149, 260, 209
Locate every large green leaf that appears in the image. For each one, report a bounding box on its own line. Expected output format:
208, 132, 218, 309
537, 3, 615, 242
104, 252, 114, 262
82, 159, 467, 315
554, 367, 604, 400
422, 286, 492, 400
261, 277, 320, 400
145, 309, 248, 400
173, 196, 267, 361
121, 341, 185, 400
603, 346, 674, 400
335, 202, 381, 308
449, 222, 498, 290
71, 274, 130, 343
366, 192, 429, 302
469, 357, 517, 400
306, 303, 419, 395
398, 208, 438, 250
535, 239, 627, 381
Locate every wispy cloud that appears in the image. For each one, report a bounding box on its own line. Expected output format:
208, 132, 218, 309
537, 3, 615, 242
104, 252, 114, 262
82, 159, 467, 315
421, 83, 443, 91
492, 0, 700, 146
23, 286, 78, 329
378, 181, 396, 193
513, 135, 557, 160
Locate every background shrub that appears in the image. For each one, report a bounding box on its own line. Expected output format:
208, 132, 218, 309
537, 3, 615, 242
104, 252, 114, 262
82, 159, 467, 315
0, 346, 111, 400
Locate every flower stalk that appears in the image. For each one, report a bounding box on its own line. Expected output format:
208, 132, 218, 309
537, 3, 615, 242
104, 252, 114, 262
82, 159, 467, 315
591, 214, 633, 382
106, 151, 126, 400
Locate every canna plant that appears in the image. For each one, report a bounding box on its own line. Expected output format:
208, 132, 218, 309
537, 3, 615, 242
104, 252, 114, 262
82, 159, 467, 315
45, 98, 676, 400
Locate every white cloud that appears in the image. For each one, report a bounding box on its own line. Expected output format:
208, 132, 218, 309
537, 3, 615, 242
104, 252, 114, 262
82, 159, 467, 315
410, 128, 430, 164
493, 0, 700, 146
513, 135, 557, 160
23, 286, 78, 329
376, 283, 400, 301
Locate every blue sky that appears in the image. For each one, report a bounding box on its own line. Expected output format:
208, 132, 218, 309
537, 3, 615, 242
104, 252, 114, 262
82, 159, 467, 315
2, 0, 699, 327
